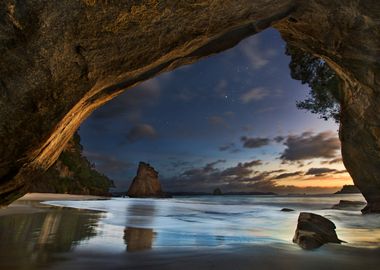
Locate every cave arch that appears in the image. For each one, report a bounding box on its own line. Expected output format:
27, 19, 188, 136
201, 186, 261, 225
0, 1, 379, 212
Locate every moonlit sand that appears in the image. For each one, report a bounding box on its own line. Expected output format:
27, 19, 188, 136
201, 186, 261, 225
0, 193, 379, 270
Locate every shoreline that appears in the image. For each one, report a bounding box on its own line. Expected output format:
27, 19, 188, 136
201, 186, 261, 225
0, 192, 109, 217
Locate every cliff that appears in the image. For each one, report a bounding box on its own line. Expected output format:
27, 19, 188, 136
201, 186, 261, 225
29, 133, 114, 196
127, 162, 167, 198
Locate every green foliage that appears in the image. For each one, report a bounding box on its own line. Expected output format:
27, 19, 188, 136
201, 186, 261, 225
30, 133, 114, 195
286, 46, 341, 122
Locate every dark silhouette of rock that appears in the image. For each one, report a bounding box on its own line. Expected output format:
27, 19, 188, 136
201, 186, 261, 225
281, 208, 295, 212
0, 1, 380, 209
332, 200, 366, 210
335, 185, 360, 194
213, 188, 222, 195
127, 162, 168, 198
293, 212, 343, 250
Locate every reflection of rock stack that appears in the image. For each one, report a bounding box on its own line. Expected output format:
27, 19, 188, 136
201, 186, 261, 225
123, 227, 154, 252
127, 162, 170, 198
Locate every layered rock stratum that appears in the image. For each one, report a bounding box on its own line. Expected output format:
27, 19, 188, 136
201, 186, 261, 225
127, 162, 167, 198
0, 1, 379, 211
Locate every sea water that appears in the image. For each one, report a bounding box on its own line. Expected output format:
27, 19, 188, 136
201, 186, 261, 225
42, 194, 380, 250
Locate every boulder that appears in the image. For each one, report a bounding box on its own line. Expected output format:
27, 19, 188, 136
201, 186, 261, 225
127, 162, 169, 198
293, 212, 343, 250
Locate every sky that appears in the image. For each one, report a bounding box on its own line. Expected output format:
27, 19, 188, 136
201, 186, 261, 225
79, 28, 352, 194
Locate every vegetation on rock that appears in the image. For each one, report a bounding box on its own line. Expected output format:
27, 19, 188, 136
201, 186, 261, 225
29, 132, 114, 195
286, 46, 341, 123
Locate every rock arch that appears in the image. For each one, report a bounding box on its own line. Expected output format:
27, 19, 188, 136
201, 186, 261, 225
0, 0, 379, 212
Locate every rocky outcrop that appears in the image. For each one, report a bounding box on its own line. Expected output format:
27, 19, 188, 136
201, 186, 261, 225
127, 162, 167, 198
0, 1, 379, 209
293, 212, 343, 250
335, 185, 360, 194
332, 200, 366, 211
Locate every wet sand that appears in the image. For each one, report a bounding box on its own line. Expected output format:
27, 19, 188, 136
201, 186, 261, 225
38, 244, 380, 270
0, 193, 108, 217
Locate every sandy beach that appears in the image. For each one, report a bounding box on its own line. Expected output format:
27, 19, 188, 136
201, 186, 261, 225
0, 193, 108, 217
45, 244, 380, 270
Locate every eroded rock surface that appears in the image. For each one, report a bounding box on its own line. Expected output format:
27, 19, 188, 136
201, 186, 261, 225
293, 212, 343, 250
0, 1, 379, 208
127, 162, 167, 198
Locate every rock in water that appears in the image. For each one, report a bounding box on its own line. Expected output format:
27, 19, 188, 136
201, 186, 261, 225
213, 188, 222, 195
293, 212, 343, 250
281, 208, 295, 212
127, 162, 167, 198
332, 200, 366, 210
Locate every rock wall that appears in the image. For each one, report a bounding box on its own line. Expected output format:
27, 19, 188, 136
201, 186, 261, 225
0, 1, 379, 210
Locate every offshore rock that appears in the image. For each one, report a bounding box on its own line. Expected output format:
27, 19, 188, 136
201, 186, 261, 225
127, 162, 168, 198
281, 208, 295, 212
293, 212, 343, 250
332, 200, 366, 211
334, 185, 360, 194
213, 188, 223, 195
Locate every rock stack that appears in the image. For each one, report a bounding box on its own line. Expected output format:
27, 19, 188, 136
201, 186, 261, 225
127, 162, 169, 198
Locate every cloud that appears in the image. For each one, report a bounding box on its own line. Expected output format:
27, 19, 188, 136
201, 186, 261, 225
241, 136, 270, 148
239, 37, 276, 70
84, 152, 132, 174
126, 124, 157, 142
175, 88, 196, 102
219, 142, 240, 153
208, 116, 228, 128
280, 131, 340, 162
180, 159, 225, 178
305, 167, 338, 177
161, 159, 341, 194
273, 171, 303, 180
221, 160, 263, 178
240, 87, 268, 103
321, 157, 343, 165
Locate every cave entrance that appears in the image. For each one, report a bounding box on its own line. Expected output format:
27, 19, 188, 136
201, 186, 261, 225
77, 28, 352, 197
